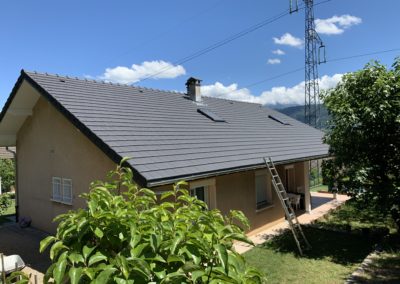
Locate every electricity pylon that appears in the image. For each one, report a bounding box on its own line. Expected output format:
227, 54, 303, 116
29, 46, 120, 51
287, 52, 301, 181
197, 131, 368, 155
290, 0, 326, 128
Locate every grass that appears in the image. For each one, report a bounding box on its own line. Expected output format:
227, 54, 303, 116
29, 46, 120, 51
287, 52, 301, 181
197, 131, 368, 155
316, 199, 397, 233
244, 199, 399, 283
310, 184, 328, 192
0, 198, 15, 224
244, 226, 376, 284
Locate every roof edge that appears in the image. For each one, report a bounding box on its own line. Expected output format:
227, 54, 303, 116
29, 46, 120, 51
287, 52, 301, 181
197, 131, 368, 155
147, 153, 330, 187
0, 69, 26, 124
7, 70, 148, 187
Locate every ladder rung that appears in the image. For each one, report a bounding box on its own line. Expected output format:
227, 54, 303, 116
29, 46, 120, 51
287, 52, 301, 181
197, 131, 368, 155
273, 175, 279, 178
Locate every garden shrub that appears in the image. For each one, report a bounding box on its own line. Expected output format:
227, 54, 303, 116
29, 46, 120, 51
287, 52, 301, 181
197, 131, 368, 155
40, 161, 264, 283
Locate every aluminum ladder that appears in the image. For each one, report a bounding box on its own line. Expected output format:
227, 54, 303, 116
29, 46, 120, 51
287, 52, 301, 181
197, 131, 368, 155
264, 157, 311, 255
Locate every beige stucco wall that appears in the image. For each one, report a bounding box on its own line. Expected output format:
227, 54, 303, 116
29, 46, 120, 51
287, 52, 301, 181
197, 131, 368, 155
215, 170, 285, 232
17, 96, 116, 233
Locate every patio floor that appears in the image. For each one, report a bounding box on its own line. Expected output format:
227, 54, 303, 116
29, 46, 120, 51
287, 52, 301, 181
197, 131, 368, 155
0, 221, 49, 282
234, 192, 350, 254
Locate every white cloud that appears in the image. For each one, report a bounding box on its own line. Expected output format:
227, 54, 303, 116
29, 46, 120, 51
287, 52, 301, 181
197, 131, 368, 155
273, 33, 303, 48
201, 74, 343, 106
272, 49, 285, 55
267, 58, 281, 65
201, 82, 257, 103
100, 60, 186, 84
315, 15, 362, 35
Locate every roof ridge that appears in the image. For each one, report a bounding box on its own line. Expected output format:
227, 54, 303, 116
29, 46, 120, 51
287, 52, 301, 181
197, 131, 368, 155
23, 70, 185, 95
24, 70, 262, 106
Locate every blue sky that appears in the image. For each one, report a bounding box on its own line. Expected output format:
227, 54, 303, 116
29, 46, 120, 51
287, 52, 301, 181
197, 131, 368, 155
1, 0, 399, 107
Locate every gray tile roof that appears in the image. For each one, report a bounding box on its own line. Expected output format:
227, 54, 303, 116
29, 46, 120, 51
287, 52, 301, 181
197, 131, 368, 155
23, 71, 328, 186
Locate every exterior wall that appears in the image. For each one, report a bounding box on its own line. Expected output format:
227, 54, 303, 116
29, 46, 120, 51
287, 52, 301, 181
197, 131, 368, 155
215, 170, 285, 232
17, 97, 116, 233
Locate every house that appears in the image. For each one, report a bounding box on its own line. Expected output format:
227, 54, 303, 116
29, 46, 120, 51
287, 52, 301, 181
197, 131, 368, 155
0, 70, 328, 233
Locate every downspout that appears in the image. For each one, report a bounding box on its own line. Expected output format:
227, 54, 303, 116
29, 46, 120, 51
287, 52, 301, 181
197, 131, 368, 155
5, 147, 18, 222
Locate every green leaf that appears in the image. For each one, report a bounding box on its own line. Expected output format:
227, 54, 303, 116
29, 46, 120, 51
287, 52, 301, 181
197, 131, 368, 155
171, 234, 183, 254
150, 233, 159, 252
69, 267, 83, 284
160, 191, 174, 200
214, 244, 229, 274
88, 251, 108, 266
68, 252, 85, 265
94, 268, 117, 284
49, 241, 68, 260
53, 256, 67, 283
83, 245, 96, 261
77, 218, 88, 231
130, 243, 148, 257
94, 227, 104, 239
40, 236, 56, 253
191, 270, 206, 282
167, 254, 185, 264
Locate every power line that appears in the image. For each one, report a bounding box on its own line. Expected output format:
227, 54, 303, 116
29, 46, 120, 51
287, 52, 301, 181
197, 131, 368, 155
327, 47, 400, 63
134, 9, 290, 84
102, 0, 225, 67
133, 0, 332, 85
227, 47, 400, 94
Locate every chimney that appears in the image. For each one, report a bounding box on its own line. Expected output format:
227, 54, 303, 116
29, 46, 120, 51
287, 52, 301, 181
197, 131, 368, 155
186, 77, 202, 102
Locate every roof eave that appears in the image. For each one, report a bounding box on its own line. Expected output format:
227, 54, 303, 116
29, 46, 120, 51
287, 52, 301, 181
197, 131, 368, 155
146, 153, 330, 187
2, 70, 148, 187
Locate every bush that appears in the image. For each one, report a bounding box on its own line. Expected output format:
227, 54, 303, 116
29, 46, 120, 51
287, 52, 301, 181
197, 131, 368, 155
0, 193, 11, 215
40, 161, 264, 283
0, 159, 15, 193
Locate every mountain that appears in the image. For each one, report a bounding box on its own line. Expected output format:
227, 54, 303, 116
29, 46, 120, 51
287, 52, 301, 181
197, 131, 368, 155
276, 104, 329, 128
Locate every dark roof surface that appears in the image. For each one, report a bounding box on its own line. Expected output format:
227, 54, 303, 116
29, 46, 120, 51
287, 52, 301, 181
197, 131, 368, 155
21, 71, 328, 185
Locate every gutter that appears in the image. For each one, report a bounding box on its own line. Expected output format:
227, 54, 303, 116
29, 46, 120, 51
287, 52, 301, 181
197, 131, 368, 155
147, 153, 329, 187
5, 147, 18, 222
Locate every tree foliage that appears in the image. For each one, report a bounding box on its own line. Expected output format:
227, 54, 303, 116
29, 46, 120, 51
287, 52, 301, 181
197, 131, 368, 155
321, 58, 400, 227
40, 162, 264, 283
0, 193, 11, 215
0, 159, 15, 193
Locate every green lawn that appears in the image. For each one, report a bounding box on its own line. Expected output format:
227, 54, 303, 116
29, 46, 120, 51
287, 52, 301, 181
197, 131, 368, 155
310, 184, 328, 192
244, 226, 375, 283
244, 200, 399, 283
316, 199, 397, 233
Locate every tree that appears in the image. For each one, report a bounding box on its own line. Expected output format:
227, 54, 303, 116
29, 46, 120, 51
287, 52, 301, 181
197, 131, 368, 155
0, 159, 15, 193
321, 58, 400, 228
40, 161, 264, 283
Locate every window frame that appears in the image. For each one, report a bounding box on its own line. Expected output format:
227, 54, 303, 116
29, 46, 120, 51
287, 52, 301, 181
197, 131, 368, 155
51, 177, 73, 205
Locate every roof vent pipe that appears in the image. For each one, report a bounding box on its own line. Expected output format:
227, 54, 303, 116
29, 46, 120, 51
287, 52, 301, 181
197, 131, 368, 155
186, 77, 202, 102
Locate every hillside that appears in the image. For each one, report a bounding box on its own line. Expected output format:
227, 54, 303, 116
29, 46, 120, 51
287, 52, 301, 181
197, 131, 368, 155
276, 104, 329, 128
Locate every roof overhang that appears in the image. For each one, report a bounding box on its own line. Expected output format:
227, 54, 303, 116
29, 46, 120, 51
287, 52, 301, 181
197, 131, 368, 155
146, 153, 329, 187
0, 73, 40, 146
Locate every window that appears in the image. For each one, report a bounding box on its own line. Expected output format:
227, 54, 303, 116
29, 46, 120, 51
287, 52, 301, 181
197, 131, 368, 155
268, 114, 290, 125
197, 108, 226, 122
190, 186, 208, 203
255, 171, 272, 210
52, 177, 73, 205
52, 177, 62, 201
190, 186, 209, 207
62, 179, 73, 204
